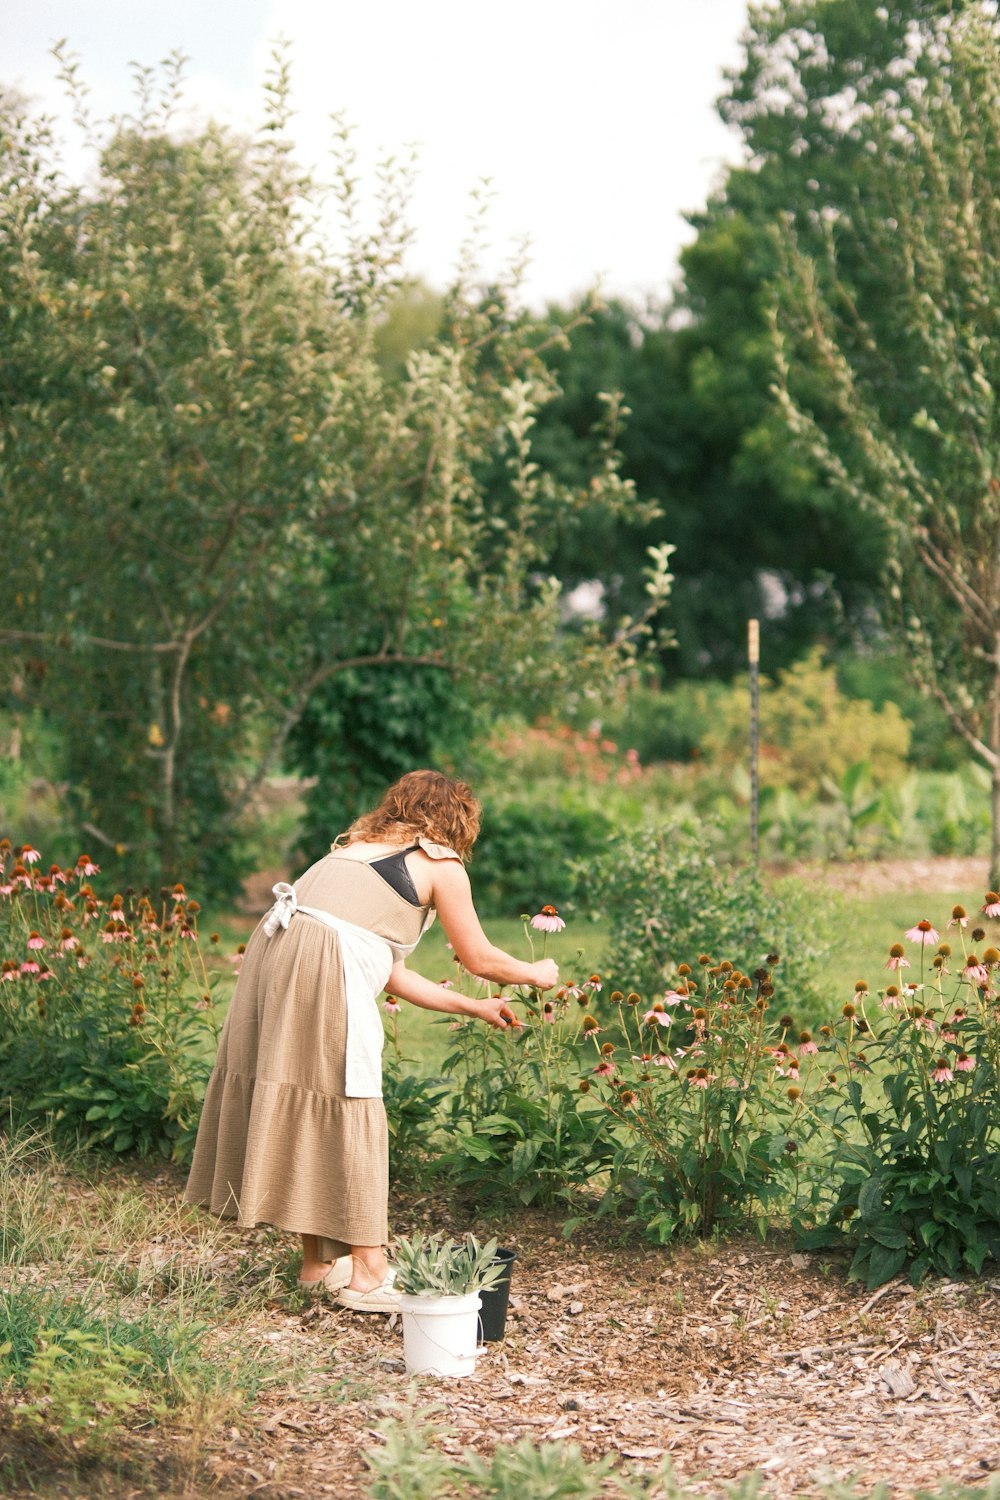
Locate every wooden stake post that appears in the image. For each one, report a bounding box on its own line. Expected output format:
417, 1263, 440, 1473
749, 618, 760, 868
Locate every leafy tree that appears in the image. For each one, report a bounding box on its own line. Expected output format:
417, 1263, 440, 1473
771, 10, 1000, 878
627, 0, 970, 676
0, 52, 670, 892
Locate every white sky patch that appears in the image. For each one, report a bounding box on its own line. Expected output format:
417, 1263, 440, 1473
2, 0, 751, 307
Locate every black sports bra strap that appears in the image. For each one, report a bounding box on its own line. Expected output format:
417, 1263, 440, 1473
367, 845, 423, 906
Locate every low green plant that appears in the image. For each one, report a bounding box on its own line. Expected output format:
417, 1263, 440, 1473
0, 840, 225, 1162
0, 1280, 224, 1456
392, 1232, 507, 1297
382, 1057, 450, 1186
799, 900, 1000, 1286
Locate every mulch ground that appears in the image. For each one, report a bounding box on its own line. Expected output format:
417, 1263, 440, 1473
6, 1171, 998, 1500
197, 1210, 1000, 1499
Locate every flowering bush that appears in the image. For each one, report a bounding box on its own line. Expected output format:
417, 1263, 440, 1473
0, 840, 223, 1162
436, 912, 613, 1208
800, 900, 1000, 1286
577, 957, 837, 1240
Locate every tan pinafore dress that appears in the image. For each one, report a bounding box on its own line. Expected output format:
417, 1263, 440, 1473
183, 839, 458, 1256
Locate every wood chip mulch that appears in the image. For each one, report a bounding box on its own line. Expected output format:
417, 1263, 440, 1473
204, 1226, 1000, 1499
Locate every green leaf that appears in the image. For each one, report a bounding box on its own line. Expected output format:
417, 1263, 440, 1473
865, 1242, 908, 1289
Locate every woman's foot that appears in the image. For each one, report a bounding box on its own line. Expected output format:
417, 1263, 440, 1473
297, 1254, 354, 1294
336, 1267, 400, 1313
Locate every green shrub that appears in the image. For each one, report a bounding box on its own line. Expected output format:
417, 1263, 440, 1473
578, 821, 828, 1018
472, 797, 614, 916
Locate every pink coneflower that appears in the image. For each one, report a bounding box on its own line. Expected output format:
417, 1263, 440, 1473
955, 1053, 976, 1072
20, 960, 40, 975
798, 1031, 818, 1055
384, 997, 402, 1015
962, 960, 990, 988
885, 944, 911, 971
593, 1059, 616, 1078
643, 1004, 671, 1027
75, 855, 99, 877
20, 845, 41, 865
582, 974, 602, 993
530, 906, 566, 933
948, 905, 968, 928
541, 1002, 555, 1023
930, 1060, 954, 1083
653, 1052, 677, 1068
26, 932, 44, 951
905, 920, 940, 945
36, 967, 53, 982
981, 892, 1000, 918
689, 1068, 712, 1089
661, 989, 685, 1006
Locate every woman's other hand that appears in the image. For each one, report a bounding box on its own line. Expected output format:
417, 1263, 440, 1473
529, 958, 559, 991
477, 995, 523, 1030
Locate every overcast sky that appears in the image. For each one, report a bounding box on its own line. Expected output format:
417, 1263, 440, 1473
1, 0, 752, 307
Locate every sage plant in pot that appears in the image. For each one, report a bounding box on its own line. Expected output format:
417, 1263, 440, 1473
393, 1232, 506, 1377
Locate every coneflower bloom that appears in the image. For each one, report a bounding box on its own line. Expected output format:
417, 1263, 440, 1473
661, 989, 685, 1006
20, 845, 41, 865
26, 932, 44, 950
930, 1060, 954, 1083
955, 1053, 976, 1072
884, 945, 910, 971
593, 1059, 616, 1078
905, 920, 939, 945
981, 892, 1000, 918
582, 974, 602, 993
798, 1031, 818, 1055
530, 906, 565, 933
75, 855, 99, 877
383, 996, 402, 1015
962, 959, 990, 988
948, 906, 968, 928
644, 1004, 671, 1027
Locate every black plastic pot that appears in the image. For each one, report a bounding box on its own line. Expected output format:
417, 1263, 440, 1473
477, 1248, 517, 1342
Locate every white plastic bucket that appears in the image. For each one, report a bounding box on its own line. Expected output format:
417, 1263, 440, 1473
399, 1291, 482, 1377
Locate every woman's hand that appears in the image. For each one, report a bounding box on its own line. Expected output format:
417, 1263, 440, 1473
476, 995, 523, 1030
529, 958, 559, 991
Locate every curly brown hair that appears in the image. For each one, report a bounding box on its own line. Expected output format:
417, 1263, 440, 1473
340, 770, 481, 859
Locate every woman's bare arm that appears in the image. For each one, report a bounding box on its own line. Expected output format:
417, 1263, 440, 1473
386, 960, 520, 1029
427, 859, 559, 990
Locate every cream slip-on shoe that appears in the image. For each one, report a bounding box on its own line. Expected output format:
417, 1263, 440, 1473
298, 1254, 354, 1294
336, 1267, 400, 1313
